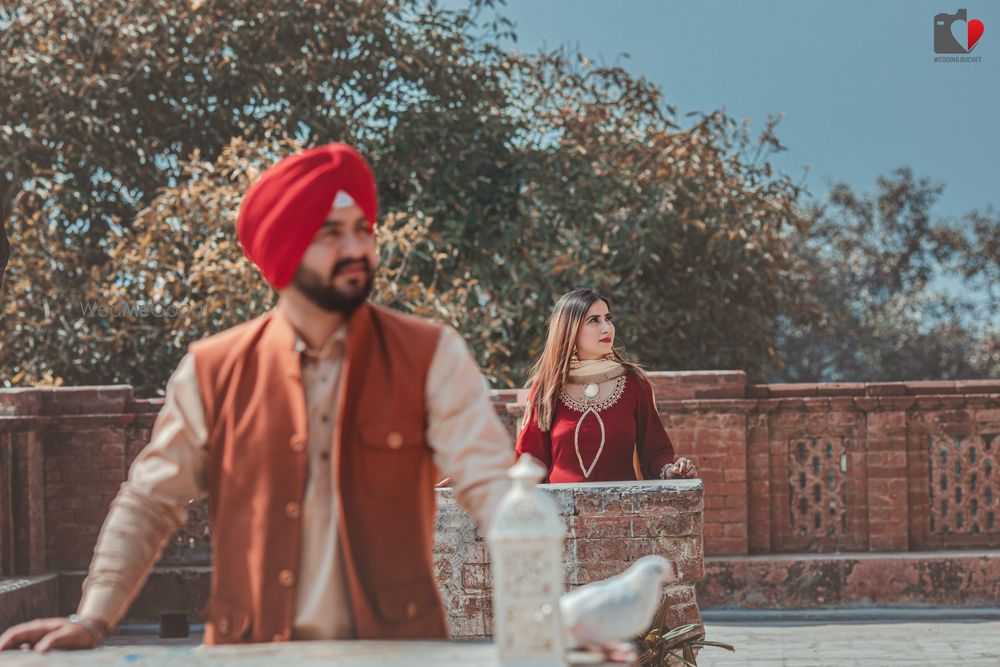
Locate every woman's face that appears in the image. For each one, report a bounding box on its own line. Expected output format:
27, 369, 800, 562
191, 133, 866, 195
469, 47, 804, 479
574, 300, 615, 360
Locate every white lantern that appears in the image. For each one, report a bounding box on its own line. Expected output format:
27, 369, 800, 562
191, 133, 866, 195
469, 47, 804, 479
487, 454, 567, 667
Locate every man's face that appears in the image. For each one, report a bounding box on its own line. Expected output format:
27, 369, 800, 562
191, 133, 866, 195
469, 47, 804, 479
289, 203, 377, 314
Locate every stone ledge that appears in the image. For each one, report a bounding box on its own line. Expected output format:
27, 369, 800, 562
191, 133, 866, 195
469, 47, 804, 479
647, 371, 747, 400
0, 574, 59, 630
0, 387, 134, 416
748, 381, 1000, 399
699, 551, 1000, 609
3, 381, 999, 416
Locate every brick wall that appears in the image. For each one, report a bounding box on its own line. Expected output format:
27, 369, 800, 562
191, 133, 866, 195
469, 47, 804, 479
2, 374, 1000, 619
3, 376, 1000, 571
500, 373, 1000, 556
0, 387, 163, 572
0, 386, 706, 634
434, 481, 704, 639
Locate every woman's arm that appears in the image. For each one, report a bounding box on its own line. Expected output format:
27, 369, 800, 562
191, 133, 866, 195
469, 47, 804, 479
634, 374, 678, 479
515, 385, 553, 478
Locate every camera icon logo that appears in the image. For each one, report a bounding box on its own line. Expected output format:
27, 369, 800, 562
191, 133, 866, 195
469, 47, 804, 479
934, 9, 985, 53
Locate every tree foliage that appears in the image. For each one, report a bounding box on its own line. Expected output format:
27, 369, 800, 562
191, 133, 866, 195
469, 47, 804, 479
2, 0, 995, 394
780, 167, 1000, 382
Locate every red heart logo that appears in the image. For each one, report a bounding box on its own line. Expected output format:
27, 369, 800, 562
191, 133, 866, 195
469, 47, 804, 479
968, 19, 985, 51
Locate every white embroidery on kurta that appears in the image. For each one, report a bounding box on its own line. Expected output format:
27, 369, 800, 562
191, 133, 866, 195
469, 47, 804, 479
558, 374, 627, 478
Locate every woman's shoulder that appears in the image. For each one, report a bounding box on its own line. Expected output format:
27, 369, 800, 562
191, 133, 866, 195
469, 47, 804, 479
622, 368, 656, 402
623, 366, 651, 388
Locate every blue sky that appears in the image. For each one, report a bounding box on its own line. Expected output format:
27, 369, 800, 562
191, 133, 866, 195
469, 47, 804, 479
450, 0, 999, 221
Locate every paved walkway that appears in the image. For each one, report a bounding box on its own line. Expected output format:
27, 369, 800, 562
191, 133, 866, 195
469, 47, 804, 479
698, 620, 1000, 667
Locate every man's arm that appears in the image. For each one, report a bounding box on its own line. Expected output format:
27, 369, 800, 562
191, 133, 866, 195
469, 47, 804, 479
0, 353, 209, 652
425, 326, 514, 534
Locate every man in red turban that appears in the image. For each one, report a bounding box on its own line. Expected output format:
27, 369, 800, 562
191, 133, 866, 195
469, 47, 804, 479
237, 142, 380, 292
2, 143, 515, 650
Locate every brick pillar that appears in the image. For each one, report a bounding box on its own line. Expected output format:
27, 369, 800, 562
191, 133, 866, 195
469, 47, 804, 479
746, 412, 771, 553
865, 410, 910, 551
677, 410, 748, 556
0, 431, 12, 575
25, 431, 47, 574
648, 372, 750, 557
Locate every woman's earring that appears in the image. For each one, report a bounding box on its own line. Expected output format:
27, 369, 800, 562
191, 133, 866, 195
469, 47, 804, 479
570, 346, 581, 370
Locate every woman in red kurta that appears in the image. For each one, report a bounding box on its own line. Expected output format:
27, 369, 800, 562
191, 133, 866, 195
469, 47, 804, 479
516, 288, 697, 483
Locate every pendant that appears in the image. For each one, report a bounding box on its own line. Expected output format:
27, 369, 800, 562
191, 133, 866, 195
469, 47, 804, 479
582, 383, 599, 400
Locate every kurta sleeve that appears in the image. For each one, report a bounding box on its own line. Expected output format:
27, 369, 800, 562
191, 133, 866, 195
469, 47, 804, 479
77, 353, 209, 632
425, 326, 515, 534
634, 374, 676, 479
514, 384, 553, 480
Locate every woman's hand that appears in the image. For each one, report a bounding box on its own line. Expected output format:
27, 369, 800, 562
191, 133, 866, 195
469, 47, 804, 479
662, 457, 697, 479
0, 617, 104, 652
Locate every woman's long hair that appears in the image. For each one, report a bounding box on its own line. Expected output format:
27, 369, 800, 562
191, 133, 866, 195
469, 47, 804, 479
525, 288, 646, 431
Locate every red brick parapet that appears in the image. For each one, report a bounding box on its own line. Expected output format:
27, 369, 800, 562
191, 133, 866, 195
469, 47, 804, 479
3, 373, 1000, 621
0, 387, 164, 575
4, 374, 1000, 569
499, 372, 1000, 556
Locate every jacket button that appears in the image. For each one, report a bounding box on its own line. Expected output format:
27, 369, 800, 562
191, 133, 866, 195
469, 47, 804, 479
285, 502, 301, 519
218, 616, 231, 635
278, 569, 296, 587
404, 600, 419, 619
386, 431, 404, 449
289, 435, 306, 453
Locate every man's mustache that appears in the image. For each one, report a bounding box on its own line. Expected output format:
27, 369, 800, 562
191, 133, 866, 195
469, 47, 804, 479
331, 259, 371, 278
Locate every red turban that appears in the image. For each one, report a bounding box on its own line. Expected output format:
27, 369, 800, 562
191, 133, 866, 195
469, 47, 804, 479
237, 142, 378, 289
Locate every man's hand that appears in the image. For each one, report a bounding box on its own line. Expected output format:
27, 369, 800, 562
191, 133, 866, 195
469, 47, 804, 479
0, 617, 103, 653
662, 457, 698, 479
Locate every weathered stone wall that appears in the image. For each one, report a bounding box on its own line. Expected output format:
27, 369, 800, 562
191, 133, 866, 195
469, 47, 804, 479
434, 481, 704, 639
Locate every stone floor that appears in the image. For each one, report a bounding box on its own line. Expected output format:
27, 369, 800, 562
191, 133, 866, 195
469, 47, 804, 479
0, 639, 618, 666
4, 620, 998, 666
698, 620, 1000, 667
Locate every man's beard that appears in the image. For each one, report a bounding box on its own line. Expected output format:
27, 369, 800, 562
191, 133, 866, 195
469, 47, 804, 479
291, 259, 374, 315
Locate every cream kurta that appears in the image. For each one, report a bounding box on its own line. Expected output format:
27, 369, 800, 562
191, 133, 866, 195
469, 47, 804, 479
77, 313, 515, 638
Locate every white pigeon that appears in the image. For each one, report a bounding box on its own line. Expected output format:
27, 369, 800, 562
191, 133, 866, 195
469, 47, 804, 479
560, 555, 677, 649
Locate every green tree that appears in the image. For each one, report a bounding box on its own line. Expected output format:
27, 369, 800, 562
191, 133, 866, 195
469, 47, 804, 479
2, 0, 808, 394
779, 167, 1000, 382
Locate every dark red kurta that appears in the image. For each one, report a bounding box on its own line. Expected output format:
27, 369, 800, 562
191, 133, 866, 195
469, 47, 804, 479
515, 371, 676, 483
